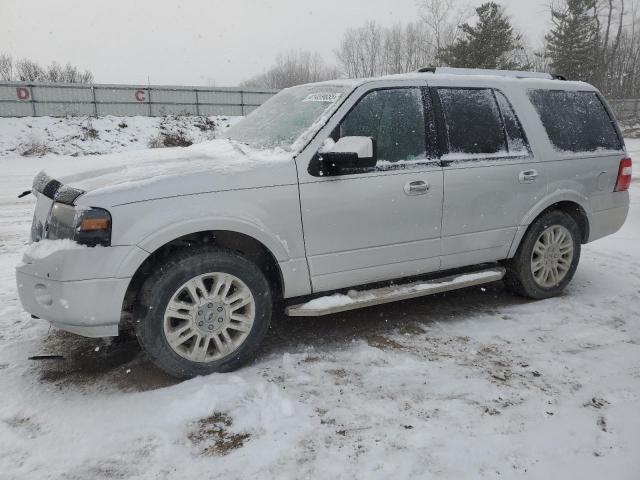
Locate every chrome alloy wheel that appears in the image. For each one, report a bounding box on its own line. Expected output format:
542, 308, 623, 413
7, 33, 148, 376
530, 225, 574, 288
163, 272, 255, 362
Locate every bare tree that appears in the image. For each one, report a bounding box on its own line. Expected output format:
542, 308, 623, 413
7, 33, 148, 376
15, 59, 46, 81
336, 20, 434, 77
0, 53, 13, 81
335, 21, 386, 77
46, 62, 64, 82
59, 63, 94, 83
3, 55, 94, 83
418, 0, 471, 63
594, 0, 626, 92
242, 50, 339, 89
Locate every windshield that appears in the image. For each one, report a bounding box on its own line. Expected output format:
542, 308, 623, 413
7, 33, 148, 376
225, 83, 352, 151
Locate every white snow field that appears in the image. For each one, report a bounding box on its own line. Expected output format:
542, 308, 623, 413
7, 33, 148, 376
0, 115, 240, 158
0, 130, 639, 479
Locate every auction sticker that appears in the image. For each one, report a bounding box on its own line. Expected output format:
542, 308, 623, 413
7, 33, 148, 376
303, 92, 342, 103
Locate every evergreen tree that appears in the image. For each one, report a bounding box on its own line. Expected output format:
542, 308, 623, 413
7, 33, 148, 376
545, 0, 599, 82
438, 2, 529, 70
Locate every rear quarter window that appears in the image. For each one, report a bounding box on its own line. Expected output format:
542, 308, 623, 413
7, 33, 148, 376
528, 90, 622, 153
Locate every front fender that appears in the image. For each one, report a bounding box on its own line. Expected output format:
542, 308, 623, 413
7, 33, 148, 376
137, 216, 291, 261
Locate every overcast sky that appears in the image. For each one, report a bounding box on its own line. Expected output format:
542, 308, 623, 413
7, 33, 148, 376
1, 0, 550, 87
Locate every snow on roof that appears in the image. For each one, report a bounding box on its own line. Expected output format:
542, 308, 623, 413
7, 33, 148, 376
306, 69, 594, 91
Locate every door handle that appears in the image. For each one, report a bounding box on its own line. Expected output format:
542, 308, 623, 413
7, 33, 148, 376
404, 180, 429, 195
518, 170, 538, 184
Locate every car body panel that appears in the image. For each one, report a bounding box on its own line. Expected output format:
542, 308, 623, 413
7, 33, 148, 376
294, 79, 445, 292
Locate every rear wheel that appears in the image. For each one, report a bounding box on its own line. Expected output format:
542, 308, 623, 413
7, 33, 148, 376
504, 210, 581, 299
136, 248, 272, 378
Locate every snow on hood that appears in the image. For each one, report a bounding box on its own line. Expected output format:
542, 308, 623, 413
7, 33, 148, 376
40, 139, 296, 207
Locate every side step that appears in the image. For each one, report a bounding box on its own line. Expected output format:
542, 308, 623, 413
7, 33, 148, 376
285, 267, 505, 317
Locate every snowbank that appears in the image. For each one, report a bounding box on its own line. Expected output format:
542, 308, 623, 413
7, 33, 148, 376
0, 115, 241, 158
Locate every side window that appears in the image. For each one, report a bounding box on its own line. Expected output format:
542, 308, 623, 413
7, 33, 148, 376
528, 90, 622, 152
438, 88, 506, 156
495, 91, 530, 155
338, 88, 427, 163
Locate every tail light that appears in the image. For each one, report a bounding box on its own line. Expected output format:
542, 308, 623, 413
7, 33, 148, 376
614, 157, 633, 192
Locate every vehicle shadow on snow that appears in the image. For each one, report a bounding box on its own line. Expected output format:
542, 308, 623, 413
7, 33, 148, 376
31, 282, 532, 391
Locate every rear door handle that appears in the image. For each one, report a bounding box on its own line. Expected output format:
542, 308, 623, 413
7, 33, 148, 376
404, 180, 429, 195
519, 170, 538, 184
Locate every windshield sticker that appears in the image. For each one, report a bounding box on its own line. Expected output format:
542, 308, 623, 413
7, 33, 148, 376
303, 92, 342, 103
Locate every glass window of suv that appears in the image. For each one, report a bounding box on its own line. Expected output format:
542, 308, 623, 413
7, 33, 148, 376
495, 90, 530, 155
337, 88, 428, 164
528, 89, 622, 152
438, 88, 507, 157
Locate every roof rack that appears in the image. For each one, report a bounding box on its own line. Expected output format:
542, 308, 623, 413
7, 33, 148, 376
417, 67, 566, 80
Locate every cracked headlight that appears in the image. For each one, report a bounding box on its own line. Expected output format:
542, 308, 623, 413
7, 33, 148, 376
46, 202, 112, 247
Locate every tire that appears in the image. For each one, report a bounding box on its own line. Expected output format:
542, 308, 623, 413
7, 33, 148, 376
504, 210, 581, 299
135, 248, 272, 379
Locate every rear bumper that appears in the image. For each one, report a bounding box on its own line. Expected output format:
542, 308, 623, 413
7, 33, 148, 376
16, 271, 129, 338
588, 204, 629, 242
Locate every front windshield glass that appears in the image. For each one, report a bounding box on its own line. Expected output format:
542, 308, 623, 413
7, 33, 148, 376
225, 83, 352, 151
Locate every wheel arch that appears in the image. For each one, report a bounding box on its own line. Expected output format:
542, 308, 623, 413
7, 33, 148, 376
120, 229, 285, 330
508, 196, 591, 258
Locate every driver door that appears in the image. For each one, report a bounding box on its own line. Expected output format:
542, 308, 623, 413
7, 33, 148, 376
297, 84, 444, 293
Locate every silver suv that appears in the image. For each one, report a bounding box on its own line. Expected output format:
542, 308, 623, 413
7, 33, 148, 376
16, 68, 631, 378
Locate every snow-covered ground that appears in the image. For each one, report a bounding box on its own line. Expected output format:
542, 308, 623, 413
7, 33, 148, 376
0, 115, 239, 158
0, 128, 639, 479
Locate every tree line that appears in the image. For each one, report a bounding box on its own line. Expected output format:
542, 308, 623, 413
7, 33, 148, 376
244, 0, 639, 99
0, 54, 93, 84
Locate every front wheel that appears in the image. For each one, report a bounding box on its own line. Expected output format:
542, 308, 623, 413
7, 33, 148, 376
136, 248, 272, 378
504, 210, 581, 299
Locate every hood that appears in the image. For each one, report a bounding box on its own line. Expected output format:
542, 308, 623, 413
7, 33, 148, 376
38, 140, 297, 207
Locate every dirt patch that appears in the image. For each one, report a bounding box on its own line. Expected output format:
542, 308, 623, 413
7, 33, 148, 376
366, 335, 407, 351
327, 368, 348, 379
188, 412, 251, 456
597, 415, 608, 432
302, 355, 321, 363
34, 332, 140, 386
398, 323, 426, 335
61, 460, 134, 480
3, 415, 41, 438
32, 330, 176, 391
584, 397, 610, 409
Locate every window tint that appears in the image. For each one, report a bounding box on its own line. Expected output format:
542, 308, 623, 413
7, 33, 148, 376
528, 90, 622, 152
495, 91, 529, 155
339, 88, 427, 163
438, 88, 506, 155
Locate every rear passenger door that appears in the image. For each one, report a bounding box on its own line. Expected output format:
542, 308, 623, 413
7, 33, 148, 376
433, 86, 547, 269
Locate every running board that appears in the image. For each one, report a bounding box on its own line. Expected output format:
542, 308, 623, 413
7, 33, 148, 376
286, 267, 506, 317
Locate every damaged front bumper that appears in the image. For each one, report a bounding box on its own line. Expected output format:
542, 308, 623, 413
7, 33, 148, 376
15, 244, 147, 338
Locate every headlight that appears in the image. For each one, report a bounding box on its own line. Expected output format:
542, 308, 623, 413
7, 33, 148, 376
46, 202, 112, 247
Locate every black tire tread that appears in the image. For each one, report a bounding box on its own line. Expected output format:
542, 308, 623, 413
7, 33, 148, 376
504, 210, 581, 300
135, 247, 272, 379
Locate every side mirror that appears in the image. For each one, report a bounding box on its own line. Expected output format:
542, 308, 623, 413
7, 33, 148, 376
311, 136, 377, 176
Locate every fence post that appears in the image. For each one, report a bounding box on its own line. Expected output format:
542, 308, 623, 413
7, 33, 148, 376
91, 86, 98, 117
240, 90, 245, 116
30, 84, 36, 117
148, 87, 153, 116
195, 89, 200, 116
